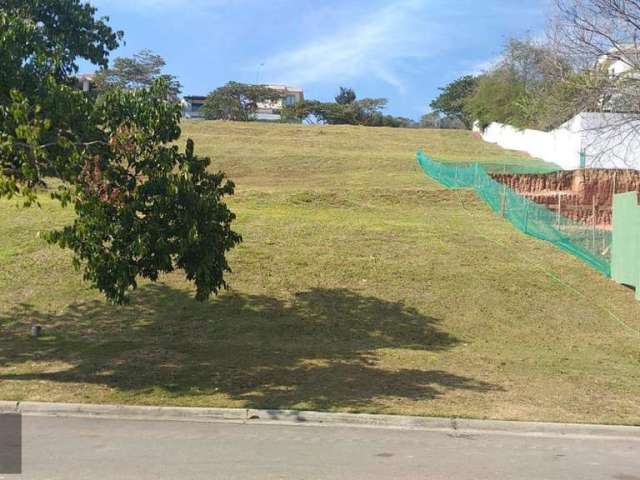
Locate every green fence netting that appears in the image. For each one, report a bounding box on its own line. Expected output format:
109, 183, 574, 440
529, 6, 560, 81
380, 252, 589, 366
432, 160, 561, 176
416, 150, 612, 277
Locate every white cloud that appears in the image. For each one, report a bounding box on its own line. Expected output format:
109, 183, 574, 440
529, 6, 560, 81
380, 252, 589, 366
257, 0, 437, 93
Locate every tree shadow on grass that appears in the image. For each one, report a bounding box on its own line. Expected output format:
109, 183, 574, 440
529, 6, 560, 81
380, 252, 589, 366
0, 284, 499, 410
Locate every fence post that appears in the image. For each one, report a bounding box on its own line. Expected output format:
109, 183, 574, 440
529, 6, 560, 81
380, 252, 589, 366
592, 199, 597, 252
500, 163, 508, 217
524, 200, 530, 234
556, 193, 562, 231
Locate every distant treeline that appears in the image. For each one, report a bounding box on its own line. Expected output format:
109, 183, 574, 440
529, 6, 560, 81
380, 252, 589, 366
429, 38, 584, 132
429, 0, 640, 133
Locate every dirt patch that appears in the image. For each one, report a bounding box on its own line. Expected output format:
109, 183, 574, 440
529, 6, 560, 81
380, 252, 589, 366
490, 169, 640, 228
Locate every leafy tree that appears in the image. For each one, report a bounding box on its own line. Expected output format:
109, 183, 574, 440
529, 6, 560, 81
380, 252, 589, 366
285, 97, 398, 126
439, 116, 466, 129
335, 87, 356, 105
500, 38, 569, 92
280, 100, 319, 123
420, 112, 465, 129
0, 0, 241, 304
393, 117, 419, 128
202, 82, 281, 121
355, 98, 388, 121
0, 0, 121, 201
420, 112, 442, 129
94, 49, 182, 100
430, 75, 478, 129
311, 101, 357, 125
552, 1, 640, 122
463, 38, 577, 130
464, 70, 525, 129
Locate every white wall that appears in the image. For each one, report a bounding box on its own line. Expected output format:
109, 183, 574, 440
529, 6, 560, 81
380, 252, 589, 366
475, 113, 640, 170
579, 113, 640, 169
475, 119, 581, 170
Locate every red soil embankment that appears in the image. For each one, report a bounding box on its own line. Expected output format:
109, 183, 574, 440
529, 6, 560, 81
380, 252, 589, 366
489, 169, 640, 228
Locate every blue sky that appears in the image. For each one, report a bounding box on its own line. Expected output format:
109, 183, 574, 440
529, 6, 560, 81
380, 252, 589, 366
87, 0, 551, 120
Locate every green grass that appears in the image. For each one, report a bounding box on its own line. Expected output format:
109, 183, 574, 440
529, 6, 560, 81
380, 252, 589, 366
1, 121, 639, 424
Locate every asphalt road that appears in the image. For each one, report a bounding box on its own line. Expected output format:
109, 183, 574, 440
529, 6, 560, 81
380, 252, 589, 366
4, 415, 640, 480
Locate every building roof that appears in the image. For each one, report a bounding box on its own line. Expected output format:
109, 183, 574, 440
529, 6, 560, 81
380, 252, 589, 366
597, 45, 640, 66
263, 84, 303, 93
77, 73, 96, 82
183, 96, 207, 102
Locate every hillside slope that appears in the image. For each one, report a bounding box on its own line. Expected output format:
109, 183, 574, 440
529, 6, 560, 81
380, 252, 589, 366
1, 121, 638, 424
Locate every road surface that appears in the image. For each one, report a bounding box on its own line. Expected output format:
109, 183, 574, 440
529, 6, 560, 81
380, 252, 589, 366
4, 415, 640, 479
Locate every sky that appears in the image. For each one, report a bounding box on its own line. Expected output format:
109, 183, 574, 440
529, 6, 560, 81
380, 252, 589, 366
86, 0, 551, 120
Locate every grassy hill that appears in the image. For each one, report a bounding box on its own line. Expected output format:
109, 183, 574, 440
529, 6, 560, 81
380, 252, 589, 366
1, 121, 639, 424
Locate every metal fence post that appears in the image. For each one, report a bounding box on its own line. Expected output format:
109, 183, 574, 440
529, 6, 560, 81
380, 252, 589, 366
592, 199, 597, 251
556, 193, 562, 231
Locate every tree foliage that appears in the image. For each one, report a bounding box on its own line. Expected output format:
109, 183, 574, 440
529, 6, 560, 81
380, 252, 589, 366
428, 4, 640, 133
462, 38, 578, 130
0, 0, 241, 304
429, 75, 478, 129
552, 0, 640, 115
420, 112, 465, 129
284, 88, 411, 127
202, 82, 281, 121
463, 70, 525, 129
335, 87, 356, 105
93, 49, 182, 100
0, 0, 121, 201
286, 98, 396, 126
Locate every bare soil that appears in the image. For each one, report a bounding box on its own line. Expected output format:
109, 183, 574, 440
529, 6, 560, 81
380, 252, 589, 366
490, 169, 640, 228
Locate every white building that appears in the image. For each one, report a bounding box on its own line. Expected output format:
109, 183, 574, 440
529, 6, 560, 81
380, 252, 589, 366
76, 73, 96, 92
182, 96, 207, 119
182, 85, 304, 121
255, 85, 304, 121
597, 45, 640, 77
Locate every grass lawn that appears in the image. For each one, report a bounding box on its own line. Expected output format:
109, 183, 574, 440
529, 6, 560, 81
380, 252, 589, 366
1, 121, 639, 425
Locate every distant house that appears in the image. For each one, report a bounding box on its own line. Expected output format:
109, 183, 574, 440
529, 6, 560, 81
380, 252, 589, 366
255, 85, 304, 121
595, 46, 640, 112
597, 46, 640, 77
181, 85, 304, 121
76, 73, 96, 92
181, 96, 207, 119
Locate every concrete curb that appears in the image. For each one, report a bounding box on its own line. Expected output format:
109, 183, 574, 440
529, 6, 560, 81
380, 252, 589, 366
1, 401, 639, 440
0, 401, 246, 424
